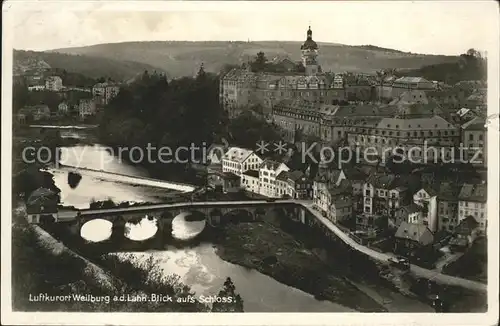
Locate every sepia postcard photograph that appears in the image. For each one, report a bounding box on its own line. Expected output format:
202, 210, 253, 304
1, 1, 499, 325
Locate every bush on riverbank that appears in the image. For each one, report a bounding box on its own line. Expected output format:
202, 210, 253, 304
12, 215, 246, 312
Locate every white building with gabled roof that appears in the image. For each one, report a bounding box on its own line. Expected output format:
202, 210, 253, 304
222, 147, 262, 176
259, 159, 290, 198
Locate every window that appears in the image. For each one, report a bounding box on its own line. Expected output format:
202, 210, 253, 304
479, 134, 483, 141
469, 134, 474, 141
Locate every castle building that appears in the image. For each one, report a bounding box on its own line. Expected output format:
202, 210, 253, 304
220, 26, 362, 118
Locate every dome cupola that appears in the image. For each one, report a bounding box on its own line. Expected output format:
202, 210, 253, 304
301, 26, 318, 50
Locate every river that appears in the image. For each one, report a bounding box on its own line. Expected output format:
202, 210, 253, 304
53, 144, 352, 312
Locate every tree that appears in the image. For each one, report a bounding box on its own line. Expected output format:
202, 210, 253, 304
13, 81, 29, 113
255, 51, 267, 66
251, 51, 268, 72
211, 277, 244, 312
196, 63, 206, 80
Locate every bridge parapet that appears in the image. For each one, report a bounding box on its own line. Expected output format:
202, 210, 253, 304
76, 201, 305, 228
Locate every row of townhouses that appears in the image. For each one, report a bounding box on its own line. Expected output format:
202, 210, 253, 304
17, 81, 122, 122
312, 166, 487, 250
211, 146, 312, 200
208, 145, 487, 248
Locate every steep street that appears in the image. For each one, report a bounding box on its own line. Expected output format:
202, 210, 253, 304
303, 203, 487, 292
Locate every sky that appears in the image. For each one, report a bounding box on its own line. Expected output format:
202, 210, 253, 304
5, 1, 499, 55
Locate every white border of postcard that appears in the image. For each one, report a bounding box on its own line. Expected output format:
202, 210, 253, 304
2, 1, 499, 325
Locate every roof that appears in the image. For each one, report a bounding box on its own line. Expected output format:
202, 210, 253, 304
394, 76, 432, 85
458, 183, 487, 203
331, 195, 352, 209
437, 182, 460, 201
301, 27, 318, 50
398, 203, 423, 215
27, 187, 57, 203
26, 187, 58, 214
454, 80, 486, 89
207, 143, 225, 160
242, 169, 259, 178
366, 174, 398, 190
223, 147, 254, 164
221, 171, 240, 180
389, 90, 428, 105
374, 115, 455, 131
20, 105, 50, 114
395, 222, 434, 245
343, 167, 368, 182
458, 215, 479, 230
426, 88, 462, 96
260, 159, 286, 171
456, 108, 471, 117
271, 55, 295, 64
276, 171, 289, 181
288, 170, 305, 181
462, 117, 486, 131
223, 68, 259, 82
93, 82, 120, 88
417, 184, 439, 197
315, 168, 343, 183
328, 180, 352, 197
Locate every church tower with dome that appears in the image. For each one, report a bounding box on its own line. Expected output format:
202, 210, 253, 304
301, 26, 320, 76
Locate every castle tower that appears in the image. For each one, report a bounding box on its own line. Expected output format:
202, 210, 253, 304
301, 26, 319, 76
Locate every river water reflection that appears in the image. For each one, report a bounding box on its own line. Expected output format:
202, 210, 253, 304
57, 144, 351, 312
52, 145, 165, 209
113, 245, 352, 312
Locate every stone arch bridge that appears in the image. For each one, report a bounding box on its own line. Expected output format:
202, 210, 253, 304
74, 200, 310, 231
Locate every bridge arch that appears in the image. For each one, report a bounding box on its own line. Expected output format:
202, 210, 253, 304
80, 218, 113, 243
221, 208, 254, 224
124, 214, 159, 241
171, 210, 207, 240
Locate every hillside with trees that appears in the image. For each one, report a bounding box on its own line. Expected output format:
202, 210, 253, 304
49, 40, 459, 78
400, 49, 487, 84
14, 50, 163, 81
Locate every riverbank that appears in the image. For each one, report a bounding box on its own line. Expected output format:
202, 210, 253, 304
11, 205, 212, 312
212, 221, 387, 312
